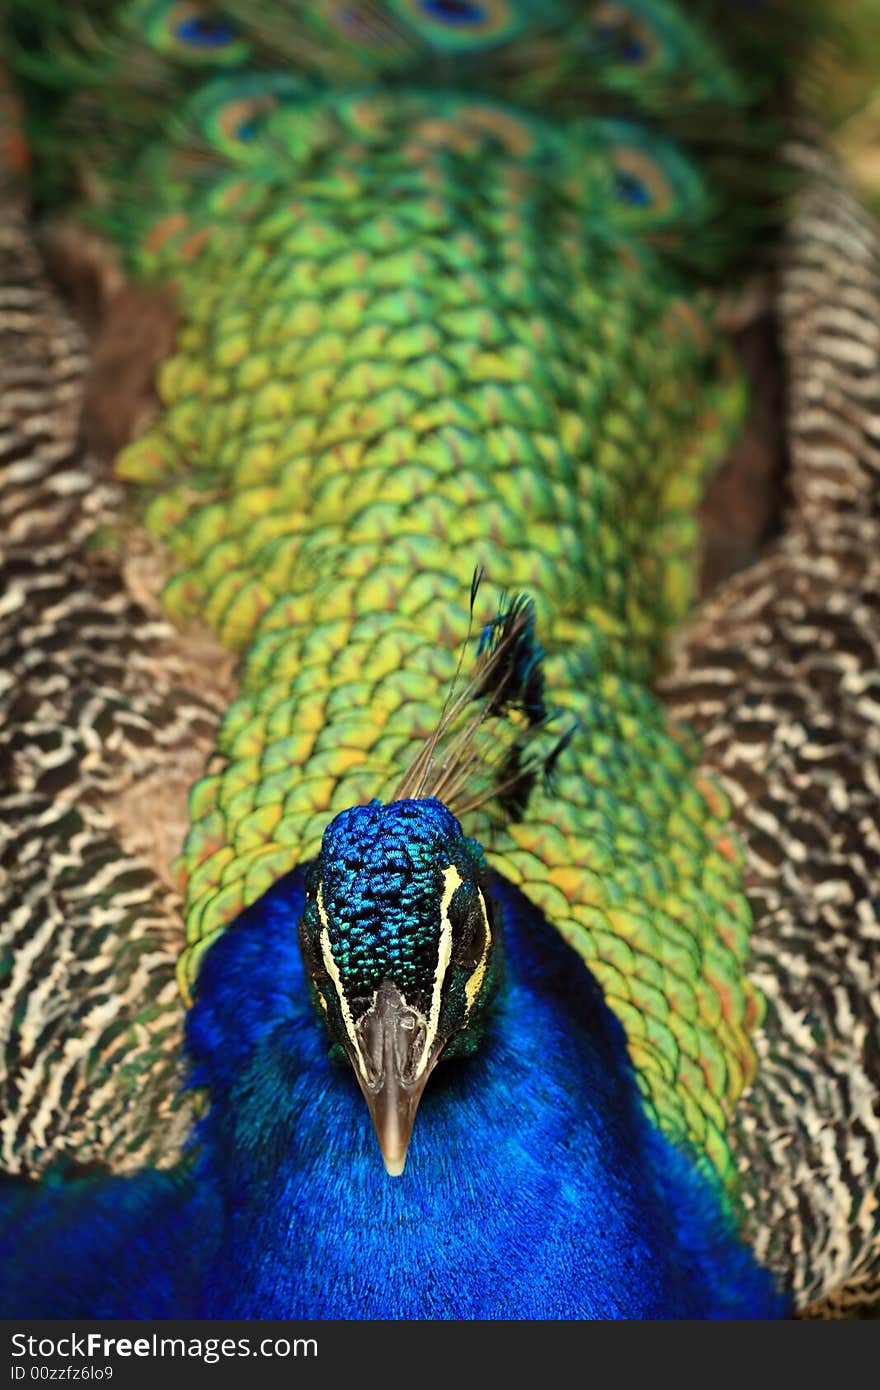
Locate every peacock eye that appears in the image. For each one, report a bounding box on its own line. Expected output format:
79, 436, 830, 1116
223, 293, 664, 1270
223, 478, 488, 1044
298, 923, 320, 979
418, 0, 489, 24
450, 896, 485, 972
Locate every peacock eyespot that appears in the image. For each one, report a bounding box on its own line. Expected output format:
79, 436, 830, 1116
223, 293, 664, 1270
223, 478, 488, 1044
175, 15, 239, 47
590, 6, 656, 68
615, 171, 651, 207
420, 0, 488, 24
397, 0, 518, 44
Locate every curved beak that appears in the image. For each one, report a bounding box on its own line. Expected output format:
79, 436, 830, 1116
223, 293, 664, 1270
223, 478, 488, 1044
351, 979, 443, 1177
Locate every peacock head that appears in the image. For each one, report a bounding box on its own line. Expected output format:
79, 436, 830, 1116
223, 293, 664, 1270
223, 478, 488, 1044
298, 796, 501, 1177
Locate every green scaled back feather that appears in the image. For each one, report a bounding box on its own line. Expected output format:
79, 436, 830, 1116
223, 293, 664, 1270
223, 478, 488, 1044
104, 74, 749, 1193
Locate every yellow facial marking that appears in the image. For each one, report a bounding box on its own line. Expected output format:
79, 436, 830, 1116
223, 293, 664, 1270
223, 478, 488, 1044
464, 886, 492, 1014
413, 863, 461, 1080
316, 882, 368, 1079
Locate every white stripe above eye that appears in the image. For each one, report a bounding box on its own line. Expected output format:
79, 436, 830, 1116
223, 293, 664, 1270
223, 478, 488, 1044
414, 863, 461, 1081
317, 883, 369, 1080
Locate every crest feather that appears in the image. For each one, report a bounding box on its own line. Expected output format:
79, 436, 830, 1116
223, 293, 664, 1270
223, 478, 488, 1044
394, 570, 574, 822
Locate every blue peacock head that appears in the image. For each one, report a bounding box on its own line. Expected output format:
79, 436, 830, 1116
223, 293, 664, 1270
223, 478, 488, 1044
298, 797, 501, 1176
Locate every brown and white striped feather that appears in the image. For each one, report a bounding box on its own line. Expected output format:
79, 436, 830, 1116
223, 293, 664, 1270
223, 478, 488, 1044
662, 136, 880, 1313
0, 144, 230, 1177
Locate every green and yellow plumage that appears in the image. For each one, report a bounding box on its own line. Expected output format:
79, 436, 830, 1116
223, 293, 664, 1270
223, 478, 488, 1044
84, 64, 754, 1187
0, 0, 834, 1225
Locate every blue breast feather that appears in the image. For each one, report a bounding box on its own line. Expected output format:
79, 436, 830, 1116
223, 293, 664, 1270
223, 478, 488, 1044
0, 871, 787, 1318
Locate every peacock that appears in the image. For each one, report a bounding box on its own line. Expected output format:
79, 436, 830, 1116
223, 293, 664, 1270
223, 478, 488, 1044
0, 0, 878, 1319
